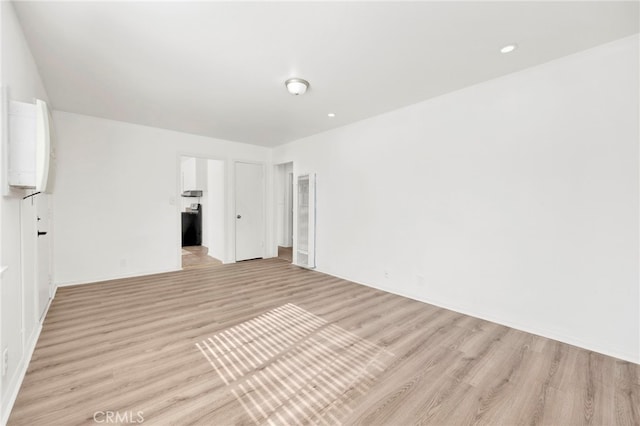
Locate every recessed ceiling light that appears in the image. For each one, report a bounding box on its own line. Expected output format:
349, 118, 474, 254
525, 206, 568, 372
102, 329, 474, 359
500, 44, 518, 54
327, 113, 336, 118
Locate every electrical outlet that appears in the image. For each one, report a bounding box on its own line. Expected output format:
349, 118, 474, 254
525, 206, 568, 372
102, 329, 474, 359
384, 270, 390, 279
2, 348, 8, 377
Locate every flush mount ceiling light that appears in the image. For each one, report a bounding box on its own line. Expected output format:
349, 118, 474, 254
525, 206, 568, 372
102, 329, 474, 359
500, 44, 518, 54
285, 78, 309, 95
327, 113, 336, 118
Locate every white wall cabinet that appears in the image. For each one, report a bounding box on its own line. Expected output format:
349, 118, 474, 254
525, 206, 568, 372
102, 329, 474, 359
8, 99, 52, 192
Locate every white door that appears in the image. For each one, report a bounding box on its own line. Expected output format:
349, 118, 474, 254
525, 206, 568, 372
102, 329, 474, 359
36, 194, 51, 319
235, 162, 264, 261
21, 196, 38, 330
20, 192, 51, 336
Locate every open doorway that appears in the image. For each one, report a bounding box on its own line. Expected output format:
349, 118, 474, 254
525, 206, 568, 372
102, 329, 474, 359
275, 162, 293, 262
180, 156, 225, 269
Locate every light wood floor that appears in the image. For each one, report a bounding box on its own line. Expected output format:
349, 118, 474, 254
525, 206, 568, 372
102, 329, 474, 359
182, 245, 223, 269
277, 246, 292, 263
9, 258, 640, 425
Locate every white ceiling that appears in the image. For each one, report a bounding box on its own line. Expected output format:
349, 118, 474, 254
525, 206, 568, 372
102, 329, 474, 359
13, 1, 639, 147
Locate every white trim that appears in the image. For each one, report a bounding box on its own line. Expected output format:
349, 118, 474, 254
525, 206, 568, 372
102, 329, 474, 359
272, 162, 295, 261
55, 267, 180, 288
176, 153, 229, 268
1, 283, 57, 425
175, 154, 184, 270
318, 267, 640, 365
1, 87, 10, 197
0, 266, 4, 425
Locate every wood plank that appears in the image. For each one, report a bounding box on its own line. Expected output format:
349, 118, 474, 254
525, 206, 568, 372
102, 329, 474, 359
8, 258, 640, 425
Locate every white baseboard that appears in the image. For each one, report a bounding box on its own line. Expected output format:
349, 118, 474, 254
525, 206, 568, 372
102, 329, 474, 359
56, 267, 181, 287
318, 267, 639, 365
4, 263, 635, 426
1, 284, 57, 426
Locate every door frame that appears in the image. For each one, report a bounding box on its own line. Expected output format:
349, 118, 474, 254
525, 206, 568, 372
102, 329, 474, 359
285, 171, 294, 247
233, 160, 266, 261
175, 153, 228, 268
272, 162, 295, 260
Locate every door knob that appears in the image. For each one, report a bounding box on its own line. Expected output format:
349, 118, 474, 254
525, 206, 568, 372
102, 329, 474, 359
37, 231, 47, 237
237, 215, 242, 219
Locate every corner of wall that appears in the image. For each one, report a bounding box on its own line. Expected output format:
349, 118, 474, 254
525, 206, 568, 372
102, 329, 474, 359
1, 1, 53, 421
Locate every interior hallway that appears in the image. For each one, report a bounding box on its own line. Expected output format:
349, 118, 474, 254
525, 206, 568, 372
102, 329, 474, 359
181, 246, 222, 269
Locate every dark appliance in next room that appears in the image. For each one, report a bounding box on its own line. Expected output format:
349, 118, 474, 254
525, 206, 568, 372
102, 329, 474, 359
181, 203, 202, 246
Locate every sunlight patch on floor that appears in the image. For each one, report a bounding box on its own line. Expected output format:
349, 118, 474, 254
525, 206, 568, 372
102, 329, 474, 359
196, 303, 393, 425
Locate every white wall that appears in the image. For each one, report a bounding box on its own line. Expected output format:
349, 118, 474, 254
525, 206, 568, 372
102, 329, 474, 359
194, 158, 208, 248
180, 156, 196, 193
195, 158, 207, 192
207, 159, 225, 260
52, 112, 270, 285
0, 1, 51, 421
274, 36, 640, 363
275, 162, 293, 247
